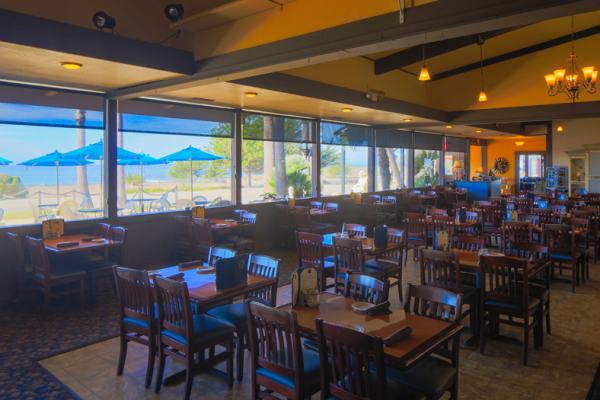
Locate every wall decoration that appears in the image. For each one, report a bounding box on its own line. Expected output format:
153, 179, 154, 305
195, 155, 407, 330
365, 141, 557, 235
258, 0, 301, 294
492, 157, 510, 174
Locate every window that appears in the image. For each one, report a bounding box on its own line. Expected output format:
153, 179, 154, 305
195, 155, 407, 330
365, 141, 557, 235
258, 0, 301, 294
0, 83, 105, 226
444, 136, 468, 183
321, 122, 371, 196
518, 153, 545, 178
118, 100, 234, 214
241, 113, 314, 203
375, 130, 411, 190
414, 133, 443, 187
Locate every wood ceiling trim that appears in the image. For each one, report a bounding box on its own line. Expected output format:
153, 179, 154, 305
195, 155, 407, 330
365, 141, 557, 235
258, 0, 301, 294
0, 8, 194, 75
428, 24, 600, 82
373, 26, 526, 76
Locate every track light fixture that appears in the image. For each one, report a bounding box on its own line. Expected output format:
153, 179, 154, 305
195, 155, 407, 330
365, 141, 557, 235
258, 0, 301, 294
165, 4, 184, 22
93, 12, 116, 32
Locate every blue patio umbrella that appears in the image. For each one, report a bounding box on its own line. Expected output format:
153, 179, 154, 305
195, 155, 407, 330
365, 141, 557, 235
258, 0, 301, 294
63, 140, 142, 204
0, 156, 12, 165
157, 145, 226, 199
118, 153, 165, 200
18, 150, 92, 204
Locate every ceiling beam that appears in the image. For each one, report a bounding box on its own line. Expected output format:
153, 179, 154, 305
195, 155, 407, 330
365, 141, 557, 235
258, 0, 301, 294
429, 24, 600, 82
0, 8, 194, 75
473, 124, 526, 136
374, 26, 525, 75
230, 73, 450, 122
107, 0, 600, 100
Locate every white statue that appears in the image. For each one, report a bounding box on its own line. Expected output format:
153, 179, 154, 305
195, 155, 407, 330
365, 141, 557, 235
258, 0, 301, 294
352, 170, 368, 193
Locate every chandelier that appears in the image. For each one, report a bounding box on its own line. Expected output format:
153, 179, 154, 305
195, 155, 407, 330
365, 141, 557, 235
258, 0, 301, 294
544, 16, 597, 102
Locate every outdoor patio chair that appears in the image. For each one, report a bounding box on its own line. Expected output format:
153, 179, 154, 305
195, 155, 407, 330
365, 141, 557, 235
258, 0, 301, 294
28, 200, 50, 223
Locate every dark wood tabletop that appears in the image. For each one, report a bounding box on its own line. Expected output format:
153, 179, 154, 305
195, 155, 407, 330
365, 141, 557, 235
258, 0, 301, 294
209, 218, 255, 231
279, 293, 463, 370
449, 248, 547, 276
322, 233, 405, 256
43, 234, 122, 255
150, 265, 276, 307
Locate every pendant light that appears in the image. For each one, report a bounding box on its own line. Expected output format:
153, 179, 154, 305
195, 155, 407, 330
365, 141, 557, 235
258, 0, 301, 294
557, 122, 564, 132
419, 45, 431, 81
478, 35, 487, 101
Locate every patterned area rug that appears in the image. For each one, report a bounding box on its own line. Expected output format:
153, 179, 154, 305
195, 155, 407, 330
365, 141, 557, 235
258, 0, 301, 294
0, 246, 299, 399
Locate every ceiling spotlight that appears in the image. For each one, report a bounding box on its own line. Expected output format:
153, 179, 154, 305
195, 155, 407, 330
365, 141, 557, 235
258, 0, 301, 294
446, 125, 453, 129
342, 108, 353, 112
93, 12, 116, 32
476, 129, 482, 133
165, 4, 184, 22
61, 62, 82, 70
404, 118, 412, 122
245, 92, 258, 98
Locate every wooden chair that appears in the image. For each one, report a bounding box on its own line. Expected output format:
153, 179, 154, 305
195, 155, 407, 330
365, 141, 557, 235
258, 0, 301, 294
445, 191, 466, 215
481, 205, 503, 247
368, 194, 381, 201
7, 233, 32, 307
295, 232, 333, 292
293, 206, 327, 234
548, 204, 566, 214
450, 235, 484, 251
509, 242, 551, 335
518, 213, 540, 225
379, 196, 398, 226
246, 301, 321, 400
309, 201, 323, 209
342, 223, 367, 236
419, 249, 477, 337
232, 209, 249, 220
82, 226, 128, 307
478, 255, 543, 365
395, 284, 462, 400
361, 198, 382, 228
514, 198, 533, 213
432, 215, 456, 236
456, 210, 481, 237
320, 202, 340, 233
534, 208, 556, 225
408, 193, 424, 213
343, 272, 390, 304
207, 246, 237, 267
573, 209, 600, 264
173, 215, 194, 262
274, 204, 294, 246
207, 255, 279, 382
473, 200, 491, 207
542, 224, 586, 292
404, 212, 429, 264
193, 218, 233, 262
27, 236, 86, 314
560, 216, 590, 282
451, 202, 471, 217
113, 266, 157, 388
365, 228, 405, 301
226, 212, 257, 252
489, 197, 503, 206
427, 208, 448, 216
501, 220, 532, 255
154, 277, 235, 399
332, 237, 383, 294
315, 319, 427, 400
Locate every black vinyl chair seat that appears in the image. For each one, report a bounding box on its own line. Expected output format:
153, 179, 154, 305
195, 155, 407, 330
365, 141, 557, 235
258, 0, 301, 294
255, 348, 321, 392
34, 266, 86, 280
485, 296, 541, 312
364, 259, 401, 274
160, 314, 235, 346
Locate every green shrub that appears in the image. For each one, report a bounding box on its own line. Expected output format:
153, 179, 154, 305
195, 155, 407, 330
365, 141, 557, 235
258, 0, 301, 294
0, 174, 28, 198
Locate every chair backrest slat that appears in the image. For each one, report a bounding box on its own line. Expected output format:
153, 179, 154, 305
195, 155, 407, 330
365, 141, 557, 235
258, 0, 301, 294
450, 235, 484, 251
155, 276, 193, 341
26, 236, 51, 281
419, 249, 461, 294
295, 232, 325, 269
113, 266, 155, 323
341, 223, 366, 237
246, 254, 280, 306
293, 206, 313, 230
7, 233, 26, 277
192, 218, 214, 248
343, 272, 389, 305
479, 255, 528, 307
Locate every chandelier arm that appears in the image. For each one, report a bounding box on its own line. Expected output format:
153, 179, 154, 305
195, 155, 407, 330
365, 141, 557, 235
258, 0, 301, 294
547, 88, 560, 97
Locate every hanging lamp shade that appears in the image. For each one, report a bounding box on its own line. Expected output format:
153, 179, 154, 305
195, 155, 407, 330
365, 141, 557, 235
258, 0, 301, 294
419, 67, 431, 81
479, 91, 488, 102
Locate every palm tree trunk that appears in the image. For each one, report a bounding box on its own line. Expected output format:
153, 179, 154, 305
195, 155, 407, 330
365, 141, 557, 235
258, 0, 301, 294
377, 148, 391, 190
75, 110, 90, 204
273, 118, 287, 198
117, 113, 127, 202
387, 148, 402, 189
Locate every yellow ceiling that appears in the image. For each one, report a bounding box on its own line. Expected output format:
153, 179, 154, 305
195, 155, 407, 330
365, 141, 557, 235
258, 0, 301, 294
0, 42, 184, 91
160, 81, 441, 125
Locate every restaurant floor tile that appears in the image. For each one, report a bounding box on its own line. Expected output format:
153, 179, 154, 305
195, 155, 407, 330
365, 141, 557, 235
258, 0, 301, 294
37, 248, 600, 400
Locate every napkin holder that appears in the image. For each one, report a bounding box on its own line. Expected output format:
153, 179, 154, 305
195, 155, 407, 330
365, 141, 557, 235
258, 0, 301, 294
192, 205, 205, 218
559, 193, 566, 201
458, 207, 467, 223
42, 218, 64, 239
501, 199, 507, 214
507, 210, 518, 221
373, 227, 388, 248
538, 200, 548, 209
287, 198, 295, 207
435, 230, 449, 252
291, 267, 318, 308
215, 254, 249, 290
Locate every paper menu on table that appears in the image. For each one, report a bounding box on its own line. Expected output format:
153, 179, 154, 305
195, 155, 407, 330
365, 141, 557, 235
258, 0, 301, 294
42, 219, 64, 239
192, 205, 205, 218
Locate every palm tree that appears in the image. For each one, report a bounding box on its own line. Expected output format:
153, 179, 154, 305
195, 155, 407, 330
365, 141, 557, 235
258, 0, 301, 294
75, 110, 90, 203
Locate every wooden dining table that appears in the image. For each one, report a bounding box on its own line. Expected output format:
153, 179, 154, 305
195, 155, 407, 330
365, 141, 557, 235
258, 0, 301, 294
321, 233, 405, 256
43, 233, 122, 255
279, 293, 464, 371
208, 218, 254, 231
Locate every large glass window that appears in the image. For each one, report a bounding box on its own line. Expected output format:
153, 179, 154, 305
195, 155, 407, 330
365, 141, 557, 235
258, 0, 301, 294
444, 136, 468, 182
0, 84, 105, 226
519, 153, 545, 178
414, 133, 443, 187
118, 100, 234, 214
375, 130, 411, 190
241, 113, 314, 203
321, 122, 371, 196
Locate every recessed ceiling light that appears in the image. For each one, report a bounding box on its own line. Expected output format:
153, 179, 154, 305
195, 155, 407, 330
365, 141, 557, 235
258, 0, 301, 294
476, 129, 482, 133
404, 118, 412, 122
446, 125, 453, 129
61, 62, 82, 70
342, 108, 352, 112
245, 92, 258, 98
